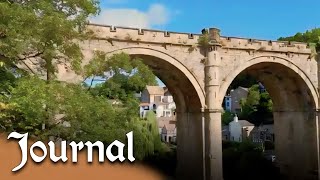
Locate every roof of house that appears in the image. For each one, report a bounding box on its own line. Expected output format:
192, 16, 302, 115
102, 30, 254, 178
222, 125, 229, 131
146, 86, 165, 95
237, 86, 249, 92
230, 86, 248, 92
158, 118, 176, 131
164, 123, 176, 131
238, 120, 254, 127
139, 103, 150, 107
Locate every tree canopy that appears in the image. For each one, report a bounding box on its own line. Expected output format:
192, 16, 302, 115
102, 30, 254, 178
0, 1, 165, 161
278, 28, 320, 53
239, 84, 273, 125
86, 52, 158, 101
0, 75, 163, 159
0, 0, 100, 81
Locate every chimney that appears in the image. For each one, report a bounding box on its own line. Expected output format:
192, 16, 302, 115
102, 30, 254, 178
234, 114, 238, 122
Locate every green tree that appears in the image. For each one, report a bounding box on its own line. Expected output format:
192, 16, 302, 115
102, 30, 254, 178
239, 84, 273, 125
227, 73, 257, 93
0, 75, 162, 160
0, 0, 100, 81
278, 28, 320, 54
85, 52, 158, 101
145, 110, 162, 152
222, 141, 280, 180
0, 1, 165, 161
239, 85, 260, 120
0, 66, 17, 95
222, 111, 234, 126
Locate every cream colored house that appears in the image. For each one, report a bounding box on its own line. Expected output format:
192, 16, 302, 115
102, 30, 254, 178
158, 117, 177, 143
139, 85, 177, 144
229, 114, 255, 142
139, 86, 176, 118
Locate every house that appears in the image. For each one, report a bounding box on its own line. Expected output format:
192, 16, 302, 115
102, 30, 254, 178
224, 86, 249, 113
158, 116, 177, 143
141, 85, 165, 104
251, 124, 274, 143
139, 103, 151, 118
224, 95, 232, 112
139, 85, 177, 144
222, 125, 230, 141
140, 86, 176, 118
229, 114, 255, 142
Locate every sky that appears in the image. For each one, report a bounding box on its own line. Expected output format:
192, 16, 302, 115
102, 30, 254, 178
92, 0, 320, 40
89, 0, 320, 87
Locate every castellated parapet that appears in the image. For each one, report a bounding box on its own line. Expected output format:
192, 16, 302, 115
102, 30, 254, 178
87, 23, 312, 55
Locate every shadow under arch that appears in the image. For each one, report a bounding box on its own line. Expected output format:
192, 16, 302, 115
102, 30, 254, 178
102, 47, 206, 179
219, 56, 319, 179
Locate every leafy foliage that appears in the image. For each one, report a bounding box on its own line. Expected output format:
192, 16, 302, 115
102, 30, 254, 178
222, 141, 281, 180
222, 111, 234, 126
144, 110, 162, 151
0, 0, 166, 163
86, 52, 157, 101
0, 66, 16, 95
0, 75, 164, 159
239, 85, 273, 125
0, 0, 100, 80
198, 29, 210, 48
278, 28, 320, 56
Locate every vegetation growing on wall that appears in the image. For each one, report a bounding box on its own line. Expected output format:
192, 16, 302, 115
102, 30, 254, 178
278, 28, 320, 58
198, 29, 210, 48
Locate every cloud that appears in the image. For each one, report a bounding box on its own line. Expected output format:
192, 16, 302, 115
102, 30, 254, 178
90, 3, 171, 29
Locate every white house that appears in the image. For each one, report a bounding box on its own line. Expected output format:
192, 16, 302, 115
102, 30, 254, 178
229, 114, 255, 142
139, 86, 176, 119
139, 85, 177, 144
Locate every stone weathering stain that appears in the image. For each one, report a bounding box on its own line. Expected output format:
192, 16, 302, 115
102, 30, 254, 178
7, 131, 135, 172
16, 24, 320, 180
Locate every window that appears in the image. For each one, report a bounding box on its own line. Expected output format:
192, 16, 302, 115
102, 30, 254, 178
226, 102, 230, 107
154, 96, 161, 103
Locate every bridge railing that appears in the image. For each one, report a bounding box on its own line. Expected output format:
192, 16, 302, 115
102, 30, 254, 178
86, 23, 312, 55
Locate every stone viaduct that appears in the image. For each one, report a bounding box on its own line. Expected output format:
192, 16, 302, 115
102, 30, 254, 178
21, 23, 320, 180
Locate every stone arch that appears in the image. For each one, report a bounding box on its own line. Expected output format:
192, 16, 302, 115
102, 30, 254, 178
105, 47, 205, 111
219, 55, 318, 109
101, 47, 205, 179
219, 55, 319, 179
